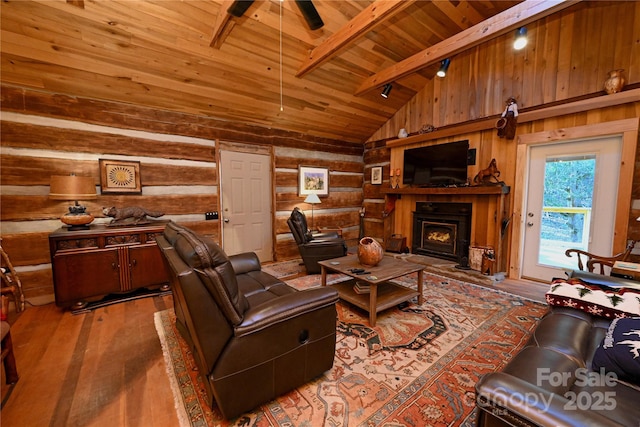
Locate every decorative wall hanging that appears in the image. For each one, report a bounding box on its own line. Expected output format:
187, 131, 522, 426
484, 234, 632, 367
496, 97, 518, 140
99, 159, 142, 194
371, 166, 382, 185
298, 166, 329, 197
390, 168, 401, 189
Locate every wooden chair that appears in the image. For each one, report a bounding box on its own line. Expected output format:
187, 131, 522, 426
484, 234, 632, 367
0, 241, 25, 314
565, 241, 636, 274
1, 320, 18, 384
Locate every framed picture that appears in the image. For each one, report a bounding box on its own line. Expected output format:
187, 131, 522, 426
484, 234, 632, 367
99, 159, 142, 194
298, 166, 329, 197
371, 166, 383, 185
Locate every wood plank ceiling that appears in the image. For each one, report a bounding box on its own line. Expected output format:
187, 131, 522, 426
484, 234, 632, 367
1, 0, 529, 143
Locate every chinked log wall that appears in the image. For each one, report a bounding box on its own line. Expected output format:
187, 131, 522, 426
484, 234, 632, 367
0, 86, 363, 301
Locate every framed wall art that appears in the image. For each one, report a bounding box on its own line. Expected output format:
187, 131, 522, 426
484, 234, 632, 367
371, 166, 383, 185
99, 159, 142, 194
298, 166, 329, 197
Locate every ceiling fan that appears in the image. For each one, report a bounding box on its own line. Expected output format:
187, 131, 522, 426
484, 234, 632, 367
227, 0, 324, 30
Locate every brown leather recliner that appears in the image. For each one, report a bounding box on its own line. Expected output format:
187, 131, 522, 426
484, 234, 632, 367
156, 222, 339, 419
287, 207, 347, 274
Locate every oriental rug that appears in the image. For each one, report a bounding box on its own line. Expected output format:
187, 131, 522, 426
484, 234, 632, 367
154, 272, 548, 427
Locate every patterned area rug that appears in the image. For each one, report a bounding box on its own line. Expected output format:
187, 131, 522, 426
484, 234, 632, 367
154, 272, 548, 427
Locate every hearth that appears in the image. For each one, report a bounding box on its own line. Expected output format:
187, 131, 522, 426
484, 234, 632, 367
412, 202, 472, 263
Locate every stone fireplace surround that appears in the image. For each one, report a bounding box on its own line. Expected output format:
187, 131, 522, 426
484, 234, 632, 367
412, 202, 472, 263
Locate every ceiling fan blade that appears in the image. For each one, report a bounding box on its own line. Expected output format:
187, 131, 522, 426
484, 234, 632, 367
295, 0, 324, 30
227, 0, 255, 18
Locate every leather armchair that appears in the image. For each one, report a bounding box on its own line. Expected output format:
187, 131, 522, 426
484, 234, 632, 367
287, 207, 347, 274
157, 222, 339, 419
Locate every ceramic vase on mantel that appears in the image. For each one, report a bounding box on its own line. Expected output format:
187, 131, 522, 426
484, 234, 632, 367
357, 237, 384, 267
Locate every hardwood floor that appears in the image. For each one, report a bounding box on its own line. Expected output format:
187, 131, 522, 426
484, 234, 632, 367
1, 295, 179, 427
0, 275, 548, 426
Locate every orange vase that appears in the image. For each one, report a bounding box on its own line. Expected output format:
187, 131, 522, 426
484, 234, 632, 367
357, 237, 384, 267
604, 69, 625, 94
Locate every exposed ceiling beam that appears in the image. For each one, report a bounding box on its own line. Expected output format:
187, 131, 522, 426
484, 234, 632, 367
210, 0, 237, 48
296, 0, 417, 78
355, 0, 582, 96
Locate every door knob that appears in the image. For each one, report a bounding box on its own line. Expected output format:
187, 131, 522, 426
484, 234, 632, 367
527, 212, 534, 217
224, 218, 230, 223
527, 222, 534, 227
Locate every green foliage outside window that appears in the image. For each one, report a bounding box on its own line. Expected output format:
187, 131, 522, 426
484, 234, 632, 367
540, 158, 595, 242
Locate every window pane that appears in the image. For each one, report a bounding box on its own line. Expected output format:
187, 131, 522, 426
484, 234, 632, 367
538, 156, 595, 268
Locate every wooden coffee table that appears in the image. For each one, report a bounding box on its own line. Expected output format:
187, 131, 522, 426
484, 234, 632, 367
318, 255, 424, 326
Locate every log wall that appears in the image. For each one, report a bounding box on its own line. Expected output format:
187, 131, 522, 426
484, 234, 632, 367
0, 86, 363, 301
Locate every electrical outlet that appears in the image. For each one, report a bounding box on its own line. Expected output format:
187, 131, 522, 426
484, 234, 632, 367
205, 211, 219, 220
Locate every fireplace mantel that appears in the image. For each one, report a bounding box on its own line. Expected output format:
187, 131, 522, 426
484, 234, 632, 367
382, 185, 509, 196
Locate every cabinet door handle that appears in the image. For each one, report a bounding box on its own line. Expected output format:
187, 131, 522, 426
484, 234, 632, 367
132, 259, 137, 267
111, 262, 119, 269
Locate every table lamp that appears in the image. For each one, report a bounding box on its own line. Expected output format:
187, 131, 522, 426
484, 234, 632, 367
304, 193, 321, 230
50, 174, 97, 230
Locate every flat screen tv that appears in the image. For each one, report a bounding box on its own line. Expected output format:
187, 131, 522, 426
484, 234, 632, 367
402, 140, 469, 187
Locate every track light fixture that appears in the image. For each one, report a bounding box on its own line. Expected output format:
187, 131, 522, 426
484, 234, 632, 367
514, 27, 528, 50
436, 58, 451, 78
381, 83, 392, 99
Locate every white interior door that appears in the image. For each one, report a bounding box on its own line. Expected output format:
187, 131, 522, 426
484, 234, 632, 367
521, 136, 621, 282
220, 150, 273, 262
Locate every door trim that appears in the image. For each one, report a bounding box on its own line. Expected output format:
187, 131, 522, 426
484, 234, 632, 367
509, 118, 639, 279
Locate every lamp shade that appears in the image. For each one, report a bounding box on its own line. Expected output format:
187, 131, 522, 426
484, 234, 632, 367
304, 194, 321, 204
50, 175, 97, 200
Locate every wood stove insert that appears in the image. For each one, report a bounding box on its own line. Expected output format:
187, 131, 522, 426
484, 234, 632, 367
412, 202, 472, 263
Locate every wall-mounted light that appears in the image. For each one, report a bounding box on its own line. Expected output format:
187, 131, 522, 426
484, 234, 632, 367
436, 58, 451, 78
514, 27, 528, 50
381, 83, 392, 99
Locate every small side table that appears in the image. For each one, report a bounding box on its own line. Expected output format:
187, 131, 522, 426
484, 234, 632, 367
611, 261, 640, 281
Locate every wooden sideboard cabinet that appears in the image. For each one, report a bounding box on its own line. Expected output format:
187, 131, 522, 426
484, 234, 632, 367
49, 222, 171, 310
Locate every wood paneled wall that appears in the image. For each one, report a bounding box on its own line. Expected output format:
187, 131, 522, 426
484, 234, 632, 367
369, 1, 639, 142
363, 1, 640, 271
0, 86, 363, 301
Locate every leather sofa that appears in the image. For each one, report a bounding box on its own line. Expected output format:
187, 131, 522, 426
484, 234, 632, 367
287, 207, 347, 274
156, 222, 339, 419
475, 270, 640, 427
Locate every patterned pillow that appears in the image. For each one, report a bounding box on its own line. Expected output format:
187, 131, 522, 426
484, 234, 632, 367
546, 278, 640, 319
592, 317, 640, 384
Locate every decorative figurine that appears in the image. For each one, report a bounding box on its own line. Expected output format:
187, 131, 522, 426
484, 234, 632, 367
419, 124, 435, 134
473, 159, 502, 185
103, 206, 165, 225
496, 97, 518, 140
